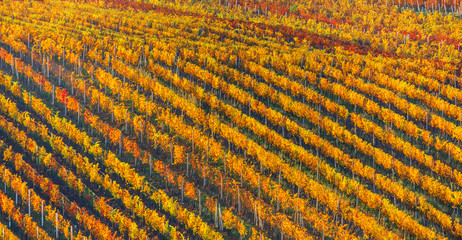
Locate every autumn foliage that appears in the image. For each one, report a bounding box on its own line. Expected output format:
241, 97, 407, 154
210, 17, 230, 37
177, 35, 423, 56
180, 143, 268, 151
0, 0, 460, 239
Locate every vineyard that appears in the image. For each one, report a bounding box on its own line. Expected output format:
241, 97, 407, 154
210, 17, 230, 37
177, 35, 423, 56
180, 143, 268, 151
0, 0, 461, 239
